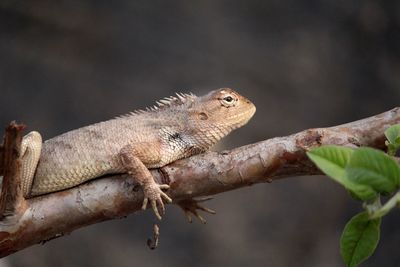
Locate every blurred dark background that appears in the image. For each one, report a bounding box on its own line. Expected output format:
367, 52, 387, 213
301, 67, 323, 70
0, 1, 399, 266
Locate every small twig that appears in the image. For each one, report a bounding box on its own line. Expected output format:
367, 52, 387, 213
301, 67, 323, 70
0, 143, 4, 176
0, 122, 26, 219
146, 224, 160, 250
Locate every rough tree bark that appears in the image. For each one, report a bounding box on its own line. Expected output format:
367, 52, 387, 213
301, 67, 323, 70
0, 107, 399, 257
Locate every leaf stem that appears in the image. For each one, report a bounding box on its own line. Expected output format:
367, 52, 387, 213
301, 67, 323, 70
369, 191, 400, 219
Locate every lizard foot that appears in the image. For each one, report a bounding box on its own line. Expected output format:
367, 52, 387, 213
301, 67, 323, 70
142, 182, 172, 220
177, 197, 216, 224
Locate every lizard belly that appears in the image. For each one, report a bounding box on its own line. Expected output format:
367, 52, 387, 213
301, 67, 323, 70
31, 157, 122, 196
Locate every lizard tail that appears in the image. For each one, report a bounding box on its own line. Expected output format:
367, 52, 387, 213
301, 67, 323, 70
20, 131, 42, 197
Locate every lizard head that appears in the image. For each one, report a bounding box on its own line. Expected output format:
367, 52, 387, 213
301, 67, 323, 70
187, 88, 256, 148
194, 88, 256, 129
128, 88, 255, 150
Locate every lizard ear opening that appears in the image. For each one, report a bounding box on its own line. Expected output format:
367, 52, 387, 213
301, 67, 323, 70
198, 112, 209, 120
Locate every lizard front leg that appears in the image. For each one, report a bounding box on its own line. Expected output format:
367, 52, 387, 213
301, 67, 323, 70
119, 144, 172, 220
20, 131, 42, 197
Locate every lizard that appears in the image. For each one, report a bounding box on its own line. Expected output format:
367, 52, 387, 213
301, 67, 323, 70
18, 88, 256, 220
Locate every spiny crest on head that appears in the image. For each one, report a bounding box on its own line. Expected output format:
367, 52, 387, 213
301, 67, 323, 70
116, 92, 197, 118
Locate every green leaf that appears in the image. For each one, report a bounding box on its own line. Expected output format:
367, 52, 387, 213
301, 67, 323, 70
385, 125, 400, 156
385, 124, 400, 144
307, 145, 353, 180
307, 146, 376, 200
340, 212, 381, 267
346, 147, 400, 194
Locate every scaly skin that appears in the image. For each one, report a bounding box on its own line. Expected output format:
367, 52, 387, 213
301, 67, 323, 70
20, 88, 256, 220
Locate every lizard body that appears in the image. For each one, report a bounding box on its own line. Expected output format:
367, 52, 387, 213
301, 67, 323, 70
20, 88, 256, 219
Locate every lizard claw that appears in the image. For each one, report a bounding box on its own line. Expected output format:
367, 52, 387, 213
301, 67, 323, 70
142, 182, 172, 220
177, 197, 216, 224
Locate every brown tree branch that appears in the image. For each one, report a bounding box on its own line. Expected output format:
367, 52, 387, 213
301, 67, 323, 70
0, 107, 399, 257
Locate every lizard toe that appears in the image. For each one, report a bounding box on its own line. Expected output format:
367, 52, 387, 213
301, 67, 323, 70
151, 200, 162, 220
156, 197, 165, 215
142, 198, 149, 210
160, 191, 172, 203
184, 211, 193, 223
159, 184, 170, 190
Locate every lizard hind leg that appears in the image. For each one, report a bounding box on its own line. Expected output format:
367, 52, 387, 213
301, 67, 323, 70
177, 197, 216, 224
20, 131, 42, 198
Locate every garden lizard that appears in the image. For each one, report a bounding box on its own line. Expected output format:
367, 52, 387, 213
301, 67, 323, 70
19, 88, 256, 220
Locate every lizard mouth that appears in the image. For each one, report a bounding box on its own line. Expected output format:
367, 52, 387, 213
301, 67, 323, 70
229, 104, 256, 129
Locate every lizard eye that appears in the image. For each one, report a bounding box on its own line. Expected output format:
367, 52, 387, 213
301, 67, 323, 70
220, 95, 237, 107
224, 96, 233, 102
